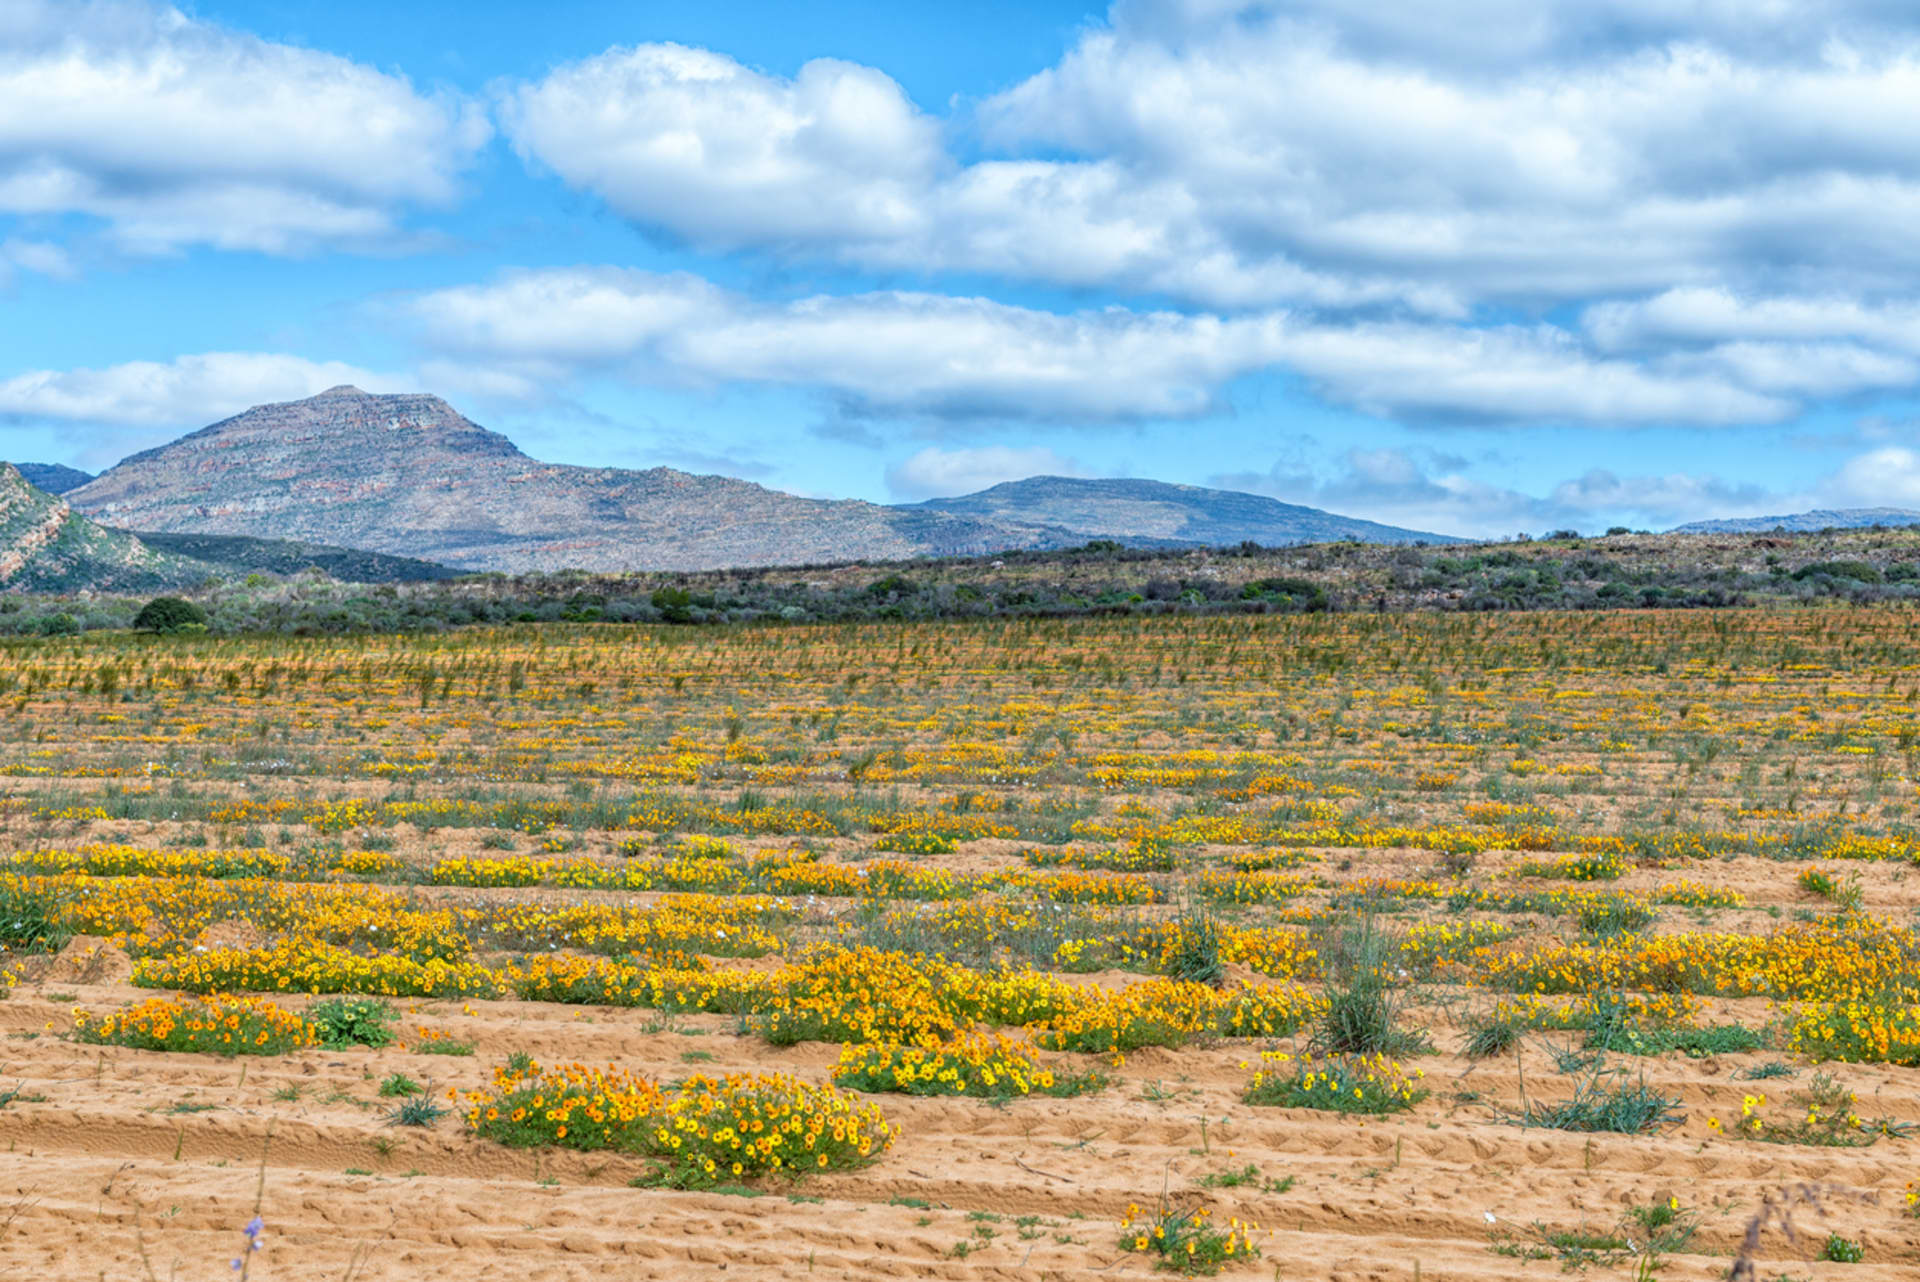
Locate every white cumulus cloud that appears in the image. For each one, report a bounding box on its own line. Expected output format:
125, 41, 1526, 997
405, 267, 1792, 427
0, 0, 489, 254
0, 352, 405, 427
885, 446, 1086, 500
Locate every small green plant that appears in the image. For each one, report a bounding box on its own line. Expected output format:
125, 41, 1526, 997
379, 1073, 423, 1098
1512, 1072, 1683, 1134
1312, 918, 1428, 1056
1118, 1198, 1261, 1275
1797, 867, 1863, 910
1734, 1060, 1796, 1080
1822, 1233, 1864, 1263
309, 997, 398, 1049
1194, 1164, 1261, 1189
1195, 1164, 1292, 1194
385, 1096, 450, 1128
415, 1036, 476, 1057
1464, 1016, 1522, 1059
1165, 902, 1225, 987
1242, 1051, 1427, 1115
1576, 897, 1657, 936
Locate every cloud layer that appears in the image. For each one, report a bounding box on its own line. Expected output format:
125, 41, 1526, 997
500, 4, 1920, 318
0, 0, 488, 254
405, 267, 1796, 426
0, 352, 402, 427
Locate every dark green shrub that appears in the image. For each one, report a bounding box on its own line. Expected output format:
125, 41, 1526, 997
308, 996, 398, 1048
650, 587, 694, 623
133, 596, 208, 634
1792, 560, 1882, 584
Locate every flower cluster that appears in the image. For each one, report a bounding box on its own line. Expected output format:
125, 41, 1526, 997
462, 1059, 894, 1184
73, 994, 315, 1056
832, 1033, 1105, 1099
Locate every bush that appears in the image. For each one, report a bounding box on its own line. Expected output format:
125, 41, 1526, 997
649, 586, 694, 623
308, 996, 399, 1048
1792, 560, 1882, 584
133, 596, 209, 634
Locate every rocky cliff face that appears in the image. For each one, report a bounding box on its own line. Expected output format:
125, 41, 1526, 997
71, 387, 1038, 572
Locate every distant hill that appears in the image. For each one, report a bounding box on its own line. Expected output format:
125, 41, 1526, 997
0, 465, 204, 593
127, 532, 459, 583
16, 463, 94, 494
68, 387, 1459, 573
1670, 508, 1920, 534
69, 387, 1059, 573
914, 476, 1455, 547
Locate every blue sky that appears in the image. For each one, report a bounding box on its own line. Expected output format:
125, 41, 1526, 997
7, 1, 1920, 537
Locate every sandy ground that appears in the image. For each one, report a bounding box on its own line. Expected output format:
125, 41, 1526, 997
0, 957, 1913, 1281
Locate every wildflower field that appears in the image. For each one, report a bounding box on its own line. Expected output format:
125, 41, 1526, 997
0, 610, 1918, 1277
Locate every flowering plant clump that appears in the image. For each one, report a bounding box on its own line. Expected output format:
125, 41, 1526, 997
1119, 1199, 1262, 1275
463, 1059, 894, 1186
1705, 1074, 1913, 1146
1241, 1051, 1428, 1115
73, 994, 315, 1056
1789, 997, 1920, 1065
1510, 851, 1628, 882
1035, 980, 1324, 1055
832, 1033, 1106, 1099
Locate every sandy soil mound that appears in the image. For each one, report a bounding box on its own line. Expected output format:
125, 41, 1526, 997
36, 935, 133, 986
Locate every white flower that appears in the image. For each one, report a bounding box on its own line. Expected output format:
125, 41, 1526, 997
1484, 1212, 1497, 1225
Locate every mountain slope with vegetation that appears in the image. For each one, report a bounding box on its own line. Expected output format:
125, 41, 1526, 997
0, 465, 202, 594
914, 475, 1455, 547
128, 532, 457, 583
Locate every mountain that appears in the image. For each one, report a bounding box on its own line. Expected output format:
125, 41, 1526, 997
68, 387, 1458, 573
914, 476, 1455, 547
0, 465, 204, 593
69, 387, 1050, 573
16, 463, 94, 494
1670, 508, 1920, 535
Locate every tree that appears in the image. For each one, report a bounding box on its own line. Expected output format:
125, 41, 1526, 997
133, 596, 209, 634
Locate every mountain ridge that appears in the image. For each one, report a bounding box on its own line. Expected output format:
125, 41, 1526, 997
16, 463, 94, 495
1669, 508, 1920, 534
67, 387, 1453, 572
0, 464, 203, 593
915, 475, 1458, 547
